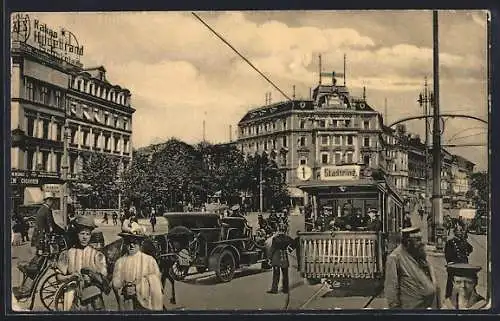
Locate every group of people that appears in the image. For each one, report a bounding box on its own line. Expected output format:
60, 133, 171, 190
384, 221, 485, 310
312, 207, 382, 232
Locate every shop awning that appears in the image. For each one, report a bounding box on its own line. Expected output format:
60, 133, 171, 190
287, 187, 304, 198
297, 179, 376, 191
24, 187, 43, 205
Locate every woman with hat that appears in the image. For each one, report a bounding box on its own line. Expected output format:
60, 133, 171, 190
112, 225, 163, 311
442, 263, 487, 309
55, 215, 108, 311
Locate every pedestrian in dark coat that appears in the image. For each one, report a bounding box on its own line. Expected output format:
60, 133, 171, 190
267, 223, 298, 294
445, 222, 473, 298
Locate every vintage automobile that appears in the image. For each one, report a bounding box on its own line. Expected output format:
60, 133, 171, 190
163, 212, 270, 283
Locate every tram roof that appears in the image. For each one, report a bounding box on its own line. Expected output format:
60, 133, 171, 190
297, 178, 378, 190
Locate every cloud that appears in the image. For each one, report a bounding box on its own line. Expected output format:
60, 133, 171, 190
21, 11, 488, 170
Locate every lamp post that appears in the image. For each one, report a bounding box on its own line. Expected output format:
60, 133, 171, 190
259, 163, 263, 212
61, 119, 70, 228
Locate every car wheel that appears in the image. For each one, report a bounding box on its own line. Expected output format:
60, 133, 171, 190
215, 250, 235, 283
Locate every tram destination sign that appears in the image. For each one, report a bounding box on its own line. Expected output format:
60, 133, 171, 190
11, 13, 84, 65
320, 165, 360, 181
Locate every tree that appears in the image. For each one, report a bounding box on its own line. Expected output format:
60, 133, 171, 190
468, 171, 488, 212
79, 153, 120, 208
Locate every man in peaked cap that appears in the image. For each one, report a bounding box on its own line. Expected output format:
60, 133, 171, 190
15, 192, 62, 299
442, 263, 487, 310
444, 220, 473, 298
267, 222, 298, 294
112, 224, 163, 310
384, 226, 440, 309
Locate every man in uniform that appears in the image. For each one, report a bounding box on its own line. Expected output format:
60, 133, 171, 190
112, 225, 163, 310
267, 222, 298, 294
384, 226, 440, 309
15, 192, 61, 298
442, 263, 487, 310
444, 221, 473, 298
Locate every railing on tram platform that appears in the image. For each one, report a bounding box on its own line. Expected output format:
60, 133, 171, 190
296, 231, 385, 280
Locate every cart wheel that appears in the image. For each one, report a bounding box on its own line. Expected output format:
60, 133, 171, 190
169, 262, 189, 281
53, 280, 77, 311
215, 250, 235, 283
39, 273, 60, 311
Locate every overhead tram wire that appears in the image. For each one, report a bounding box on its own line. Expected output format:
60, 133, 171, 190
191, 12, 292, 102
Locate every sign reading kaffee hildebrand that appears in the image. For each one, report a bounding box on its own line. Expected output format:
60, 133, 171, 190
11, 13, 84, 65
320, 165, 360, 181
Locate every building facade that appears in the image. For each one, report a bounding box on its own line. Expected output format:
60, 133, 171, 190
237, 77, 384, 209
10, 14, 134, 210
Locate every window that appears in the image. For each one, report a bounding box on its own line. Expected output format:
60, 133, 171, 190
300, 119, 306, 129
347, 136, 353, 145
363, 120, 370, 129
94, 133, 100, 149
345, 119, 351, 127
124, 119, 128, 130
55, 91, 61, 108
25, 79, 34, 101
27, 117, 35, 136
42, 120, 49, 139
124, 139, 129, 153
320, 135, 329, 145
300, 158, 307, 165
272, 139, 276, 149
104, 114, 109, 126
321, 153, 329, 164
104, 136, 110, 150
334, 136, 341, 145
332, 120, 338, 128
364, 137, 370, 147
335, 152, 342, 165
364, 155, 371, 165
114, 137, 119, 151
71, 128, 77, 144
70, 156, 76, 174
264, 141, 268, 150
42, 151, 49, 171
319, 119, 326, 128
41, 87, 48, 104
77, 80, 82, 91
281, 154, 287, 166
283, 120, 287, 130
272, 122, 276, 130
282, 136, 287, 147
56, 154, 62, 173
256, 126, 260, 134
114, 117, 119, 128
56, 123, 61, 141
299, 136, 306, 147
346, 152, 353, 163
83, 131, 89, 146
26, 150, 34, 170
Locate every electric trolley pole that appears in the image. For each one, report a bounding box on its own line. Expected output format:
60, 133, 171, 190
61, 120, 70, 229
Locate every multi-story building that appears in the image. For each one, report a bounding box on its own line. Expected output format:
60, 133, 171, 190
65, 66, 134, 177
10, 14, 134, 210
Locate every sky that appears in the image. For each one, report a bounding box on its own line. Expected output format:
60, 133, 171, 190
20, 10, 489, 171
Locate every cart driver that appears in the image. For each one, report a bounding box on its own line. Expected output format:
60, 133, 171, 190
112, 225, 163, 311
55, 216, 109, 311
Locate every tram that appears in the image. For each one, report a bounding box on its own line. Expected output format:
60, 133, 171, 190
295, 166, 405, 291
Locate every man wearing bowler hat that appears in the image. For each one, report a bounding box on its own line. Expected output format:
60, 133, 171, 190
384, 226, 440, 309
441, 263, 487, 310
112, 225, 163, 311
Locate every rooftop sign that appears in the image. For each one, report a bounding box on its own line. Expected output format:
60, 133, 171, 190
11, 13, 84, 65
320, 165, 360, 181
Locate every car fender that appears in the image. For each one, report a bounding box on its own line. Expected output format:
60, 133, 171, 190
208, 244, 240, 271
